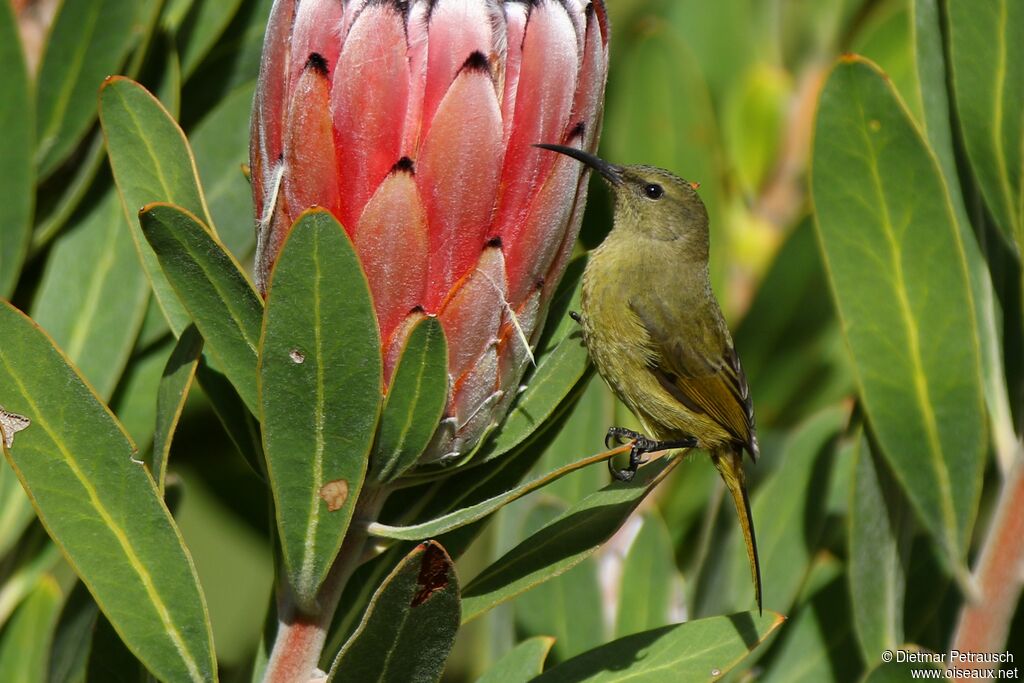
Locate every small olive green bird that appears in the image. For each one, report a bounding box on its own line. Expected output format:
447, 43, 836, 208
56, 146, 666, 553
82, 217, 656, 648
537, 144, 762, 613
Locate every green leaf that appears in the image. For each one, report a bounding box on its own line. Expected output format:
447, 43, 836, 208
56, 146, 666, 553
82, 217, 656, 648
863, 658, 943, 683
87, 613, 149, 683
0, 458, 32, 559
851, 1, 921, 121
140, 202, 262, 414
0, 0, 33, 298
111, 335, 175, 452
913, 0, 1019, 468
475, 333, 591, 464
811, 56, 987, 575
0, 576, 62, 683
367, 447, 622, 541
32, 190, 149, 401
947, 0, 1024, 250
100, 76, 214, 335
0, 533, 61, 629
48, 583, 100, 683
757, 558, 861, 683
461, 455, 682, 623
693, 406, 845, 617
328, 541, 460, 682
152, 326, 203, 493
260, 209, 382, 604
195, 360, 264, 478
175, 0, 247, 79
514, 503, 605, 663
190, 81, 257, 259
532, 611, 783, 683
849, 434, 910, 665
615, 511, 679, 638
373, 317, 448, 483
475, 637, 554, 683
35, 0, 143, 177
0, 302, 216, 682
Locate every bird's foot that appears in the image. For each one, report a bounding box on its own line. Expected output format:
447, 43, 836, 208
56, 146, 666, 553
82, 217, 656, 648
604, 427, 698, 481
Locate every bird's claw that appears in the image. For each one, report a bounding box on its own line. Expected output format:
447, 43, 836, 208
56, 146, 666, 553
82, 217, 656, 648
604, 427, 699, 481
569, 310, 582, 324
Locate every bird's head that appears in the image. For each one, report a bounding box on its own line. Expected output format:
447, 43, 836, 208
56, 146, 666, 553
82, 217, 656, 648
535, 144, 709, 259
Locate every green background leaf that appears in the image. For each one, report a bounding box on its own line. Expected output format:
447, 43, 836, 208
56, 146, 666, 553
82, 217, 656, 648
0, 0, 33, 299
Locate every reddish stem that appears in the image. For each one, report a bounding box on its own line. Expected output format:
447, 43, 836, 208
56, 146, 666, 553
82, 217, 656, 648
263, 492, 383, 682
951, 445, 1024, 670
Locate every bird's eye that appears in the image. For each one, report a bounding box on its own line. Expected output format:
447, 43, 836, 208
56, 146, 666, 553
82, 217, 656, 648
643, 183, 664, 200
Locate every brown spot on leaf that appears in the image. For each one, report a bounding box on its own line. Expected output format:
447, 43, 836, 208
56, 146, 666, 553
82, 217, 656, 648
289, 348, 305, 364
319, 480, 348, 512
411, 543, 450, 607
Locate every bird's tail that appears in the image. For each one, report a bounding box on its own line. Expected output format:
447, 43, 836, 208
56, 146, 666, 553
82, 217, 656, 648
712, 447, 762, 614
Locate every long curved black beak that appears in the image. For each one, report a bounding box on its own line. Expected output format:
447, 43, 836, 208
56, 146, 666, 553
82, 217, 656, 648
534, 143, 623, 186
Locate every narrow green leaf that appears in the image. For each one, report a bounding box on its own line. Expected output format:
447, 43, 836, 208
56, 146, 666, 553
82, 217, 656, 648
152, 326, 203, 492
533, 611, 784, 683
373, 317, 449, 483
176, 0, 247, 79
329, 541, 460, 682
476, 333, 590, 463
196, 360, 264, 478
863, 658, 943, 682
913, 0, 1019, 468
849, 434, 910, 665
260, 209, 382, 604
757, 558, 861, 683
87, 613, 149, 683
615, 511, 679, 638
35, 0, 143, 177
100, 76, 214, 335
514, 503, 605, 663
48, 583, 100, 683
32, 190, 149, 401
0, 576, 62, 683
947, 0, 1024, 250
111, 335, 174, 452
368, 446, 623, 541
190, 81, 257, 259
0, 534, 61, 629
140, 202, 262, 413
0, 302, 216, 682
0, 0, 33, 298
461, 455, 681, 623
0, 458, 32, 559
811, 56, 986, 575
475, 637, 554, 683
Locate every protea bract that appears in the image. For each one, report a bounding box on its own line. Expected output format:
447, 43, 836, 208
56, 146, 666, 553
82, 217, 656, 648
251, 0, 609, 465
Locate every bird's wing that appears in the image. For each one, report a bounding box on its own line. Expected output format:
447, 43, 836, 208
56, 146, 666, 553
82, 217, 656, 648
631, 297, 758, 460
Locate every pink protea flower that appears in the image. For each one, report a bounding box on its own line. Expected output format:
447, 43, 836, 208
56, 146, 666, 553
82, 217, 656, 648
251, 0, 609, 464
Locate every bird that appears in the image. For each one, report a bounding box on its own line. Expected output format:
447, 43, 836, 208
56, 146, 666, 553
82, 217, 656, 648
536, 143, 762, 613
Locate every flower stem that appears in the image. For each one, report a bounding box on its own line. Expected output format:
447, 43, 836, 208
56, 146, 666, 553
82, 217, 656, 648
950, 443, 1024, 670
263, 493, 383, 682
